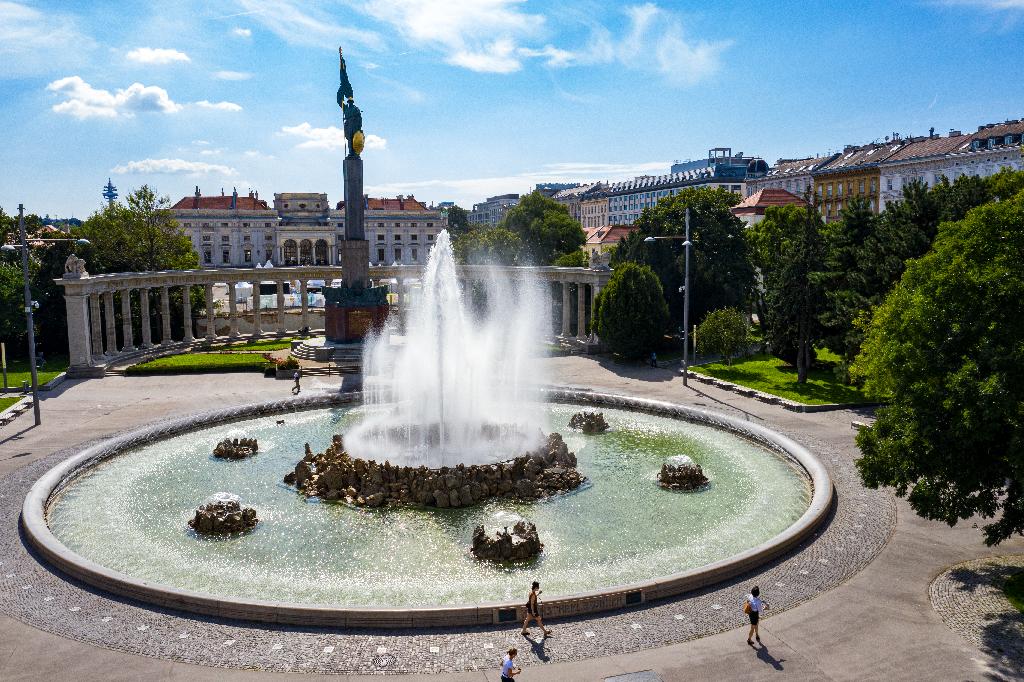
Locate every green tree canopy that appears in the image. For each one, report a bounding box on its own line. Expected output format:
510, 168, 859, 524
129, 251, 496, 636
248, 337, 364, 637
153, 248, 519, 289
445, 205, 471, 236
853, 188, 1024, 544
553, 249, 588, 267
613, 187, 752, 328
593, 262, 669, 358
452, 227, 523, 265
696, 307, 749, 365
499, 191, 585, 264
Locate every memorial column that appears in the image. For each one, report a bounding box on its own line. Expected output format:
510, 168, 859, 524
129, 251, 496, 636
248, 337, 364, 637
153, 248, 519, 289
300, 279, 309, 331
228, 282, 239, 338
119, 288, 135, 352
160, 286, 172, 343
576, 282, 587, 340
182, 284, 194, 343
89, 293, 103, 358
276, 280, 286, 334
204, 283, 216, 340
139, 287, 152, 348
560, 281, 571, 337
251, 280, 262, 337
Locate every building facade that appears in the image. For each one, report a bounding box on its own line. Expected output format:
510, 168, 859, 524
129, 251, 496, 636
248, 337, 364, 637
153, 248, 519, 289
468, 193, 520, 226
811, 142, 904, 221
730, 188, 807, 226
744, 155, 837, 199
173, 188, 445, 268
580, 189, 609, 229
551, 182, 599, 223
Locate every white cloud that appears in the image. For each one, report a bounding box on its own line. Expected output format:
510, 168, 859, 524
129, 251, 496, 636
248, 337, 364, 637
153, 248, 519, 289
0, 1, 94, 77
194, 100, 243, 111
112, 158, 236, 175
126, 47, 191, 64
232, 27, 252, 37
941, 0, 1024, 8
244, 150, 276, 160
192, 139, 210, 146
236, 0, 382, 50
614, 3, 729, 86
47, 76, 183, 119
280, 122, 387, 152
199, 148, 224, 156
213, 70, 252, 80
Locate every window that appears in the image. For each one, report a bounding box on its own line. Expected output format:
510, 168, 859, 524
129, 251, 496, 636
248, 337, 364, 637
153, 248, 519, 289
299, 203, 307, 209
244, 249, 252, 263
221, 222, 229, 227
410, 222, 417, 227
1006, 135, 1014, 145
395, 222, 401, 227
394, 234, 402, 240
377, 234, 385, 241
870, 179, 877, 193
202, 235, 212, 242
827, 185, 833, 197
411, 248, 418, 262
887, 178, 893, 191
394, 247, 402, 261
264, 223, 271, 227
284, 203, 289, 208
411, 234, 418, 241
221, 235, 229, 243
427, 234, 433, 241
242, 222, 250, 227
377, 222, 385, 227
377, 248, 385, 262
265, 234, 273, 240
222, 250, 230, 263
204, 250, 212, 263
858, 180, 865, 194
243, 234, 250, 241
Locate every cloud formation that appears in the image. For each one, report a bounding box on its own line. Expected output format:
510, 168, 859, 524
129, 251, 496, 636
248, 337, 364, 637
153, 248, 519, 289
194, 100, 243, 111
0, 1, 94, 76
125, 47, 191, 64
47, 76, 182, 119
237, 0, 381, 50
280, 122, 387, 151
232, 27, 252, 37
213, 70, 253, 80
112, 158, 236, 175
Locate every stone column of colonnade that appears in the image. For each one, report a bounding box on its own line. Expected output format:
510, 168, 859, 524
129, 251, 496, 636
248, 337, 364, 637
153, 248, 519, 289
89, 293, 103, 359
251, 280, 262, 337
119, 289, 134, 352
300, 279, 309, 331
182, 284, 194, 343
576, 282, 587, 340
560, 281, 571, 337
139, 287, 152, 348
102, 291, 117, 355
228, 283, 239, 339
205, 283, 216, 341
160, 286, 172, 345
276, 281, 286, 334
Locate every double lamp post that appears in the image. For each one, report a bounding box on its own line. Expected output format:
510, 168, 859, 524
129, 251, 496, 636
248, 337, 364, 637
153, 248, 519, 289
2, 204, 89, 426
644, 207, 693, 385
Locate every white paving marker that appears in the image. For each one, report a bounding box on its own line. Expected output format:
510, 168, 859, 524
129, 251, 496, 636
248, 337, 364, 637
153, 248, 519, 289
272, 643, 283, 651
101, 616, 112, 623
483, 643, 494, 649
322, 646, 334, 654
43, 596, 54, 601
630, 623, 642, 630
224, 640, 236, 647
137, 625, 149, 631
69, 606, 80, 612
800, 570, 809, 575
585, 631, 596, 638
178, 633, 189, 639
430, 646, 440, 654
673, 614, 684, 621
711, 604, 723, 610
377, 646, 387, 654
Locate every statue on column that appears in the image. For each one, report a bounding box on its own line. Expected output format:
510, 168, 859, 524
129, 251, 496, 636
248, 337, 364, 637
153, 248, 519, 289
337, 48, 364, 158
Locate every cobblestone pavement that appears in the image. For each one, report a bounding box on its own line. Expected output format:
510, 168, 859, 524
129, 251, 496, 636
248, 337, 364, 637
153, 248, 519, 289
930, 555, 1024, 675
0, 393, 896, 676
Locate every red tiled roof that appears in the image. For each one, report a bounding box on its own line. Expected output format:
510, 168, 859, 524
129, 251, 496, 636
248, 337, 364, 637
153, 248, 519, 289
336, 196, 429, 211
883, 134, 968, 163
586, 225, 636, 245
731, 188, 807, 215
171, 195, 270, 210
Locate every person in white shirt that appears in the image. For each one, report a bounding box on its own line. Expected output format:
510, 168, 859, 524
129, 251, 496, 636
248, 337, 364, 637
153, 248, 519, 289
500, 647, 520, 681
744, 585, 767, 646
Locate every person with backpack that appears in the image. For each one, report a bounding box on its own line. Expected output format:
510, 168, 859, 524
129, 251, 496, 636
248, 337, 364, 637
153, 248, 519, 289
744, 585, 768, 646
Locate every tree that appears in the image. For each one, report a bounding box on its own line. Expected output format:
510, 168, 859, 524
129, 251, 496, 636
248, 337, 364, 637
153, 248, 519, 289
452, 227, 522, 265
696, 307, 749, 365
852, 188, 1024, 545
0, 261, 25, 350
445, 205, 471, 236
593, 262, 669, 358
499, 192, 585, 264
613, 187, 753, 328
553, 249, 588, 267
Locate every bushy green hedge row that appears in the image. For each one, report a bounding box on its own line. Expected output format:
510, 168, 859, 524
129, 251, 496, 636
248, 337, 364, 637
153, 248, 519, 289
126, 353, 271, 374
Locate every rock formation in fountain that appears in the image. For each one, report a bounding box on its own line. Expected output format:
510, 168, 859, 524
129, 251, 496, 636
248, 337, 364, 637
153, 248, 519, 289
283, 433, 585, 508
471, 520, 543, 562
568, 411, 609, 434
188, 493, 258, 534
212, 437, 259, 460
657, 455, 709, 491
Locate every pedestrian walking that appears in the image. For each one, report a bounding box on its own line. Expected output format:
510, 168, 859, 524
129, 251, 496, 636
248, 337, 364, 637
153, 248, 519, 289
291, 369, 301, 395
744, 585, 768, 646
649, 351, 657, 368
522, 581, 552, 638
500, 647, 521, 681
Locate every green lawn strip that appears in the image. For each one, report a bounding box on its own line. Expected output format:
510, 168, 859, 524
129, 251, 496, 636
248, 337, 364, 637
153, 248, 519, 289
127, 353, 270, 374
211, 338, 295, 352
0, 355, 69, 387
1005, 572, 1024, 613
0, 396, 22, 412
690, 352, 871, 406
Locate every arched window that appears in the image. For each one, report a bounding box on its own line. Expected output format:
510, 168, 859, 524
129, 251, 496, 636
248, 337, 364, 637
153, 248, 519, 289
314, 239, 328, 265
283, 239, 298, 266
299, 239, 313, 265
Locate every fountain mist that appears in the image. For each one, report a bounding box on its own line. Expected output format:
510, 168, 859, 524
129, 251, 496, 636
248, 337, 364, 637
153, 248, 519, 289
345, 230, 548, 466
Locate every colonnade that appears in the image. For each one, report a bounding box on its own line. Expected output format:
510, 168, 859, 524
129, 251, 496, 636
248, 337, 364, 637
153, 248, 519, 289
58, 264, 611, 377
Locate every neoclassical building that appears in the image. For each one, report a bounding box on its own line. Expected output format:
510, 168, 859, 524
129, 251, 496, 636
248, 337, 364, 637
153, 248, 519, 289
744, 155, 837, 199
172, 188, 446, 267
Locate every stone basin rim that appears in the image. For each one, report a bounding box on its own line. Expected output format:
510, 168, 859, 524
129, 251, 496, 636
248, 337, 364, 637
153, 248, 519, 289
21, 388, 833, 628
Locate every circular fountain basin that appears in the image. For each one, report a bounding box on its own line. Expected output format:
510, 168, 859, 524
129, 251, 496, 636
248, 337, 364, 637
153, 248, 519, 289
23, 390, 832, 627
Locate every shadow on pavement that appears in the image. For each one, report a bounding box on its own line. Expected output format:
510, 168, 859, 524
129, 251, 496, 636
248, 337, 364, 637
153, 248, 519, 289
944, 564, 1024, 680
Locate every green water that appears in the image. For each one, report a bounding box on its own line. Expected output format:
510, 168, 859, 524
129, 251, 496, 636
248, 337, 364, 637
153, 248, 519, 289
48, 405, 810, 607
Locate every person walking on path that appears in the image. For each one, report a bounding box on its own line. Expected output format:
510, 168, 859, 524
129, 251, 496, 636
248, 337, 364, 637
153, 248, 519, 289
522, 581, 552, 638
291, 369, 301, 395
500, 647, 521, 681
744, 585, 768, 646
649, 351, 658, 368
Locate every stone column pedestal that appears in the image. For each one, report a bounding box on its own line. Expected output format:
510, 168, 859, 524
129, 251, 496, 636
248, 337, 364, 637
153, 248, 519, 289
139, 288, 153, 348
339, 240, 370, 289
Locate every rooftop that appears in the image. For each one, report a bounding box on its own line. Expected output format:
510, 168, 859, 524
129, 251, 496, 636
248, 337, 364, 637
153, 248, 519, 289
731, 188, 808, 215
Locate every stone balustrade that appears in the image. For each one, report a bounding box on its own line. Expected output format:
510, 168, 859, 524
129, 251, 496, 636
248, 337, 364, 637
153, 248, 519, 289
57, 264, 611, 377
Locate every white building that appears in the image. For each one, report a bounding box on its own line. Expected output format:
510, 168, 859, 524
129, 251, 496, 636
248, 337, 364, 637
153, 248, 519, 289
468, 193, 520, 226
744, 155, 837, 199
173, 188, 445, 268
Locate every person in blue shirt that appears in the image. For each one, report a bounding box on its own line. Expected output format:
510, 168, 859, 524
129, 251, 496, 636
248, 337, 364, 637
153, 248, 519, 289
500, 647, 520, 681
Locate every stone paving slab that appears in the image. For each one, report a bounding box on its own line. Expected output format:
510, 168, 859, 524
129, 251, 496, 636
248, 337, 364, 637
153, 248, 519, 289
0, 396, 895, 675
930, 554, 1024, 677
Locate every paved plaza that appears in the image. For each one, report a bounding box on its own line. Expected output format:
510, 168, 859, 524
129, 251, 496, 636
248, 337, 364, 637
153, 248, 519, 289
0, 356, 1021, 681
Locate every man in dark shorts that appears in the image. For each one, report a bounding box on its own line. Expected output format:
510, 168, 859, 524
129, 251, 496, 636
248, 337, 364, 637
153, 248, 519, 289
522, 580, 552, 638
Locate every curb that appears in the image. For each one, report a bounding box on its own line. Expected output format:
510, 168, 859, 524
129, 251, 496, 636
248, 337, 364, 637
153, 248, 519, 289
0, 396, 33, 427
685, 371, 883, 413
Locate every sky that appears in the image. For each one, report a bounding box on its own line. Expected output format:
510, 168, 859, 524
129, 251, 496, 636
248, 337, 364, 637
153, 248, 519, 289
2, 0, 1024, 219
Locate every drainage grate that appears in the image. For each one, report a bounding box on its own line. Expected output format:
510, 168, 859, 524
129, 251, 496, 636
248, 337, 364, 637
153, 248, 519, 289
372, 653, 397, 669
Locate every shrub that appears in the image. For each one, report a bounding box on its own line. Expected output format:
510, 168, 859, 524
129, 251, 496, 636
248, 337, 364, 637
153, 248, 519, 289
277, 356, 299, 370
594, 262, 669, 359
696, 308, 749, 365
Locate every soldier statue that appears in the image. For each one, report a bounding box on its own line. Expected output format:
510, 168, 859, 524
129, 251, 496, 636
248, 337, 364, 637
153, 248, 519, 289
337, 47, 364, 158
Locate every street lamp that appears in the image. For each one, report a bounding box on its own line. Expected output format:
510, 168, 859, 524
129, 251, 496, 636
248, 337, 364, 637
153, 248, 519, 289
1, 203, 91, 426
644, 207, 692, 385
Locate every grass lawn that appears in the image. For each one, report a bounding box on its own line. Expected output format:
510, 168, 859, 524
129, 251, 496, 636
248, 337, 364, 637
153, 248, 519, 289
690, 351, 873, 406
1005, 572, 1024, 613
1, 355, 69, 388
214, 337, 294, 352
0, 396, 22, 412
127, 353, 270, 374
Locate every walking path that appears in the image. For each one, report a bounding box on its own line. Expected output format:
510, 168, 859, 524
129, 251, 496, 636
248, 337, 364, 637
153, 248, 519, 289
0, 356, 1020, 680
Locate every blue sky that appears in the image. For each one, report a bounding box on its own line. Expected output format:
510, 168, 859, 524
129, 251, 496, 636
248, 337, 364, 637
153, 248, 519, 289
2, 0, 1024, 218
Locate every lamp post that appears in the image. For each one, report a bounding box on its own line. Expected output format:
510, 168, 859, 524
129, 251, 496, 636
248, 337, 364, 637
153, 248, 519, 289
1, 204, 90, 426
644, 207, 692, 385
